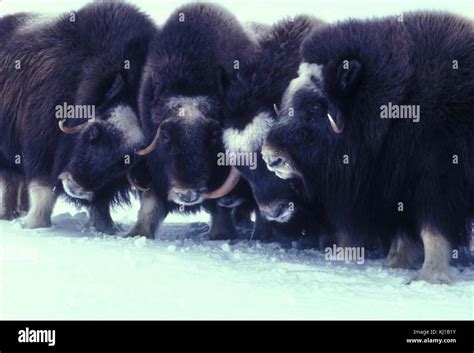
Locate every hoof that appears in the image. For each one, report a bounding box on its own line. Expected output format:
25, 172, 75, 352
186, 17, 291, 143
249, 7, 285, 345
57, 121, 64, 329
125, 225, 154, 239
409, 270, 454, 285
19, 215, 51, 229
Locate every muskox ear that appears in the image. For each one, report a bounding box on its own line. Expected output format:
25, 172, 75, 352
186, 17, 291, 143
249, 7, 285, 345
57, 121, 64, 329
216, 66, 230, 96
104, 73, 126, 102
336, 59, 362, 95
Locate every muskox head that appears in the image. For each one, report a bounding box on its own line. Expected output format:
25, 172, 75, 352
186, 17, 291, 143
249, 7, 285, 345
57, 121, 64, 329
245, 161, 307, 223
135, 2, 259, 206
222, 106, 308, 223
263, 59, 363, 185
137, 89, 236, 206
58, 74, 145, 201
220, 15, 321, 222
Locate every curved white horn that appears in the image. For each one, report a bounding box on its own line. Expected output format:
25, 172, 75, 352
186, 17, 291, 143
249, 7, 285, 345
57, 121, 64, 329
273, 103, 279, 116
202, 166, 241, 199
136, 126, 161, 156
327, 113, 343, 134
58, 119, 91, 134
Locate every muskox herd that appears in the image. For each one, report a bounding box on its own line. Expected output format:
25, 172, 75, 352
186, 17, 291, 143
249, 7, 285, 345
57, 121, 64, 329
0, 2, 473, 284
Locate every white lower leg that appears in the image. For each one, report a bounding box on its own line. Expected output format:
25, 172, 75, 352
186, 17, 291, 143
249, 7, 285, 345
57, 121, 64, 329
413, 227, 453, 284
384, 231, 419, 269
22, 181, 56, 228
127, 190, 166, 238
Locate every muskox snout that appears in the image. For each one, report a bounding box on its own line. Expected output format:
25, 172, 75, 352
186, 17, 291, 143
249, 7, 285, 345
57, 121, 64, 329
58, 172, 94, 201
259, 201, 294, 223
261, 144, 298, 180
168, 186, 204, 206
177, 190, 200, 204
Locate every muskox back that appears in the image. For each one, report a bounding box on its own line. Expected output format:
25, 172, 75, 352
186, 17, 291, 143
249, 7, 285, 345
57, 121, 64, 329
265, 12, 474, 283
144, 2, 253, 99
299, 12, 474, 238
0, 13, 31, 45
0, 1, 156, 232
130, 3, 256, 239
0, 1, 155, 175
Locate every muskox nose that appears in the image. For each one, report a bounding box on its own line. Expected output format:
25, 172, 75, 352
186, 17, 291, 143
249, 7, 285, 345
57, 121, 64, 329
268, 202, 286, 218
177, 190, 199, 203
260, 202, 292, 222
262, 152, 282, 168
268, 156, 282, 168
261, 144, 297, 180
261, 145, 284, 169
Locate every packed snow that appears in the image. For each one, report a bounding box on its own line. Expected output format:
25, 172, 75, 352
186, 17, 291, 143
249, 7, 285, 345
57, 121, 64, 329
1, 197, 473, 320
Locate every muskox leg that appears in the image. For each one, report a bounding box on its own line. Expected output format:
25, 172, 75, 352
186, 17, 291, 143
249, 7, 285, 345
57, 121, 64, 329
412, 227, 453, 284
232, 204, 253, 229
126, 190, 167, 239
251, 208, 273, 240
208, 203, 237, 240
21, 181, 57, 229
0, 172, 21, 220
17, 179, 30, 213
89, 201, 117, 235
335, 230, 363, 248
384, 231, 420, 269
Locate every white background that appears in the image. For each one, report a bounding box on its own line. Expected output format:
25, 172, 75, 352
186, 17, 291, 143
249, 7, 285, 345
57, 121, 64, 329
1, 0, 473, 23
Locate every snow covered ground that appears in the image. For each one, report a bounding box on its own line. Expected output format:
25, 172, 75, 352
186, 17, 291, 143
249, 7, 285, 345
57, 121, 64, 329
1, 197, 473, 320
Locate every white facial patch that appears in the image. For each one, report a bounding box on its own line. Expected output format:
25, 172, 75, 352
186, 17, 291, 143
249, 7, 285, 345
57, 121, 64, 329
108, 105, 145, 147
223, 111, 274, 153
166, 96, 210, 124
281, 62, 324, 110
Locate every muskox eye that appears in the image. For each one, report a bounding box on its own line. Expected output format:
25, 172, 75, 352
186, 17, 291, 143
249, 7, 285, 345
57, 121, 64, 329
307, 97, 328, 115
85, 124, 101, 143
160, 128, 171, 143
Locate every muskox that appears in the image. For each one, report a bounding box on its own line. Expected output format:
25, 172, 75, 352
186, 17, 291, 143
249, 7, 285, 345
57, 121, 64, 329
263, 12, 474, 283
221, 16, 327, 239
128, 3, 256, 239
0, 2, 156, 233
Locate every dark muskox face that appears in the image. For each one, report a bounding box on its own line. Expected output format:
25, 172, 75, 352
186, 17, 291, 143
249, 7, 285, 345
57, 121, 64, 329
248, 164, 306, 223
223, 109, 307, 223
144, 95, 227, 206
262, 61, 362, 182
59, 104, 144, 201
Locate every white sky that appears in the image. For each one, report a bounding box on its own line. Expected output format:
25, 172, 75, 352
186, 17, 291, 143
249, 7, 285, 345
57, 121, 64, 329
0, 0, 472, 24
